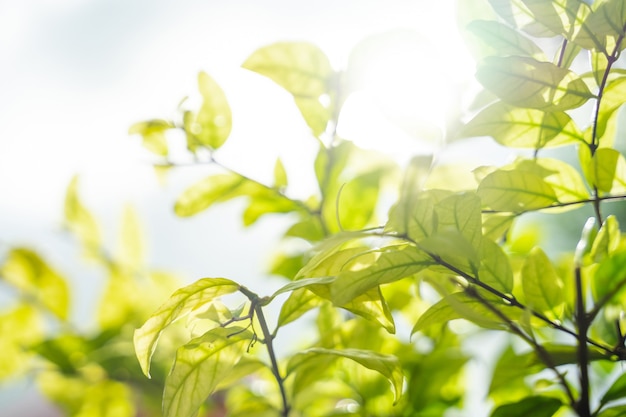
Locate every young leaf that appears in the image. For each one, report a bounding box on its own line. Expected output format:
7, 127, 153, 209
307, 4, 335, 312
0, 304, 43, 378
163, 327, 252, 417
273, 158, 288, 189
185, 72, 232, 151
515, 158, 589, 204
134, 277, 239, 378
477, 169, 559, 212
591, 251, 626, 306
476, 56, 594, 111
116, 205, 144, 270
435, 192, 483, 248
488, 0, 556, 37
592, 77, 626, 145
599, 405, 626, 417
174, 173, 248, 217
128, 119, 173, 156
330, 246, 433, 306
242, 42, 334, 136
478, 239, 514, 293
521, 247, 565, 320
419, 230, 481, 276
490, 396, 562, 417
64, 176, 101, 257
466, 19, 546, 59
591, 215, 620, 262
461, 101, 584, 148
1, 248, 70, 320
289, 347, 404, 404
586, 0, 626, 43
277, 287, 323, 327
600, 373, 626, 409
587, 148, 621, 193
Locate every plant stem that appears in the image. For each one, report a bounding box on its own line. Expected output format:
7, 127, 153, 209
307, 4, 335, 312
574, 266, 591, 417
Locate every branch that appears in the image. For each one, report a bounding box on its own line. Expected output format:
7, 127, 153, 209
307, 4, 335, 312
574, 266, 591, 417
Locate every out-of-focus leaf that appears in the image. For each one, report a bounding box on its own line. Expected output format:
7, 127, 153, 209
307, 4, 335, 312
600, 373, 626, 409
591, 215, 620, 262
479, 239, 514, 293
585, 148, 622, 193
488, 0, 556, 37
515, 158, 589, 204
491, 395, 562, 417
134, 277, 239, 378
242, 42, 335, 136
184, 72, 231, 151
277, 287, 324, 327
273, 158, 288, 189
116, 205, 144, 270
466, 19, 546, 59
587, 0, 626, 48
461, 102, 584, 148
592, 251, 626, 305
128, 119, 173, 156
482, 213, 515, 241
592, 77, 626, 145
521, 247, 564, 320
476, 56, 594, 111
64, 176, 101, 257
599, 405, 626, 417
288, 347, 403, 404
0, 304, 43, 378
420, 230, 481, 276
337, 170, 383, 230
1, 248, 70, 320
477, 169, 559, 212
174, 173, 247, 217
163, 327, 252, 417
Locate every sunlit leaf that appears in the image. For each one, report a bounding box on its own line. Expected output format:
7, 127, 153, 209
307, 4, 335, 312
515, 158, 589, 204
599, 405, 626, 417
163, 327, 252, 417
491, 395, 562, 417
420, 230, 481, 276
128, 119, 173, 156
64, 176, 101, 257
1, 248, 70, 320
488, 0, 557, 37
277, 287, 324, 327
296, 231, 370, 279
337, 170, 383, 230
600, 373, 626, 409
116, 205, 144, 269
331, 246, 432, 306
242, 42, 335, 136
134, 277, 239, 377
435, 192, 483, 248
478, 169, 559, 212
476, 56, 594, 111
273, 158, 288, 189
288, 347, 403, 404
0, 304, 43, 378
175, 173, 247, 217
461, 101, 584, 148
521, 247, 564, 319
184, 72, 232, 151
592, 251, 626, 305
482, 213, 515, 241
587, 148, 622, 193
479, 239, 514, 293
412, 292, 510, 334
587, 0, 626, 47
466, 19, 546, 59
593, 77, 626, 145
591, 215, 620, 262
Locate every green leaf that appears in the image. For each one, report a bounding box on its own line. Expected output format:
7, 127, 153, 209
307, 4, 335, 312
461, 101, 584, 148
435, 192, 483, 248
591, 215, 620, 262
592, 251, 626, 305
588, 148, 622, 193
331, 246, 433, 306
242, 42, 334, 136
491, 396, 562, 417
1, 248, 70, 320
288, 347, 403, 404
476, 56, 594, 111
184, 72, 232, 151
163, 327, 252, 417
479, 239, 514, 293
337, 170, 383, 230
593, 77, 626, 145
521, 247, 564, 320
600, 373, 626, 408
478, 169, 559, 212
64, 176, 101, 257
420, 230, 481, 276
488, 0, 556, 37
0, 304, 43, 378
133, 277, 239, 378
482, 213, 515, 241
128, 119, 173, 156
466, 19, 546, 59
116, 205, 144, 270
174, 173, 248, 217
599, 405, 626, 417
273, 158, 288, 189
515, 158, 589, 204
412, 292, 510, 334
521, 0, 604, 52
587, 0, 626, 45
386, 156, 434, 238
277, 287, 323, 327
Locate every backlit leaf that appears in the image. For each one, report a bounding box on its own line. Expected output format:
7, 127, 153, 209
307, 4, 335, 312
116, 205, 144, 269
163, 327, 252, 417
599, 405, 626, 417
478, 169, 559, 212
185, 72, 232, 150
174, 173, 248, 217
435, 192, 483, 248
591, 215, 620, 262
0, 304, 43, 378
586, 148, 622, 193
600, 373, 626, 408
491, 396, 562, 417
1, 248, 70, 320
277, 287, 324, 327
592, 251, 626, 305
479, 239, 514, 293
466, 19, 545, 59
289, 347, 403, 404
476, 56, 594, 111
64, 176, 101, 257
587, 0, 626, 45
461, 101, 584, 148
515, 158, 589, 204
273, 158, 288, 189
521, 247, 564, 319
128, 119, 173, 156
330, 246, 432, 306
593, 77, 626, 145
134, 277, 239, 378
488, 0, 556, 37
420, 230, 481, 276
243, 42, 335, 136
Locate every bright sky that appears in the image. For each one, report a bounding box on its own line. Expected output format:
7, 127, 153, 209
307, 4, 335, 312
0, 1, 482, 414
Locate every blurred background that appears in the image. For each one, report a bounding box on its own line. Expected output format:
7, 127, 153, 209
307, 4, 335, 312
0, 0, 486, 415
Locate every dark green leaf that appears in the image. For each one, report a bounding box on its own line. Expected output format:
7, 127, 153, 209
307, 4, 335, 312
491, 396, 561, 417
600, 373, 626, 408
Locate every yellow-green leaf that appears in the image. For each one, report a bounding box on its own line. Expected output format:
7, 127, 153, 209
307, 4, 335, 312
174, 173, 247, 217
273, 158, 288, 189
1, 248, 70, 320
128, 119, 173, 156
0, 304, 43, 378
461, 101, 584, 148
478, 169, 559, 212
133, 277, 239, 377
64, 176, 101, 258
476, 56, 594, 111
521, 247, 565, 320
488, 0, 556, 37
163, 327, 252, 417
289, 347, 404, 404
116, 205, 144, 269
466, 19, 546, 59
479, 239, 514, 293
242, 42, 334, 136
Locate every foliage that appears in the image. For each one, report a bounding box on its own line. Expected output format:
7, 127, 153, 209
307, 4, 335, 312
5, 1, 626, 416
